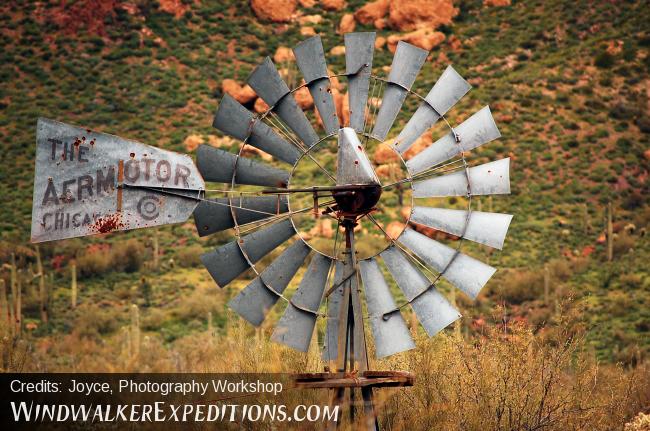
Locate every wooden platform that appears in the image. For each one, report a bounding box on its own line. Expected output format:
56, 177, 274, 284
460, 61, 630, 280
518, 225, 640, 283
292, 371, 414, 389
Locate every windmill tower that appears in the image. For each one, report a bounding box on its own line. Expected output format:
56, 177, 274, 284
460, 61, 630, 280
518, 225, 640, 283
31, 33, 512, 429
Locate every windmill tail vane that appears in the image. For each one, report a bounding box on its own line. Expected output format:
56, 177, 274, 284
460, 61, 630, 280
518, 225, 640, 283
30, 31, 513, 429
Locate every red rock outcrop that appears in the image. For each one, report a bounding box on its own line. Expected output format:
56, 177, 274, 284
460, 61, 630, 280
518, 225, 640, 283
483, 0, 511, 6
339, 13, 356, 33
251, 0, 297, 22
388, 0, 458, 31
322, 0, 346, 11
354, 0, 390, 25
221, 79, 257, 104
387, 29, 445, 52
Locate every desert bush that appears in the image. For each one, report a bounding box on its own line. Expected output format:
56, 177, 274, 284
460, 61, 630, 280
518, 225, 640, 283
614, 232, 635, 256
499, 269, 544, 304
111, 239, 145, 273
77, 249, 112, 278
380, 325, 650, 431
72, 304, 121, 340
595, 51, 615, 68
176, 244, 203, 268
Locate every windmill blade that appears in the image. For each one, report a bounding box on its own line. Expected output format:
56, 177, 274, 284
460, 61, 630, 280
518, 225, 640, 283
394, 65, 471, 154
411, 207, 513, 249
381, 246, 460, 337
228, 240, 310, 326
345, 32, 375, 132
193, 195, 288, 237
31, 118, 204, 243
398, 228, 496, 299
407, 106, 500, 175
213, 94, 301, 165
293, 36, 340, 134
359, 258, 415, 358
201, 219, 295, 288
247, 57, 319, 147
337, 127, 380, 185
413, 158, 511, 198
196, 144, 289, 188
323, 260, 345, 363
371, 41, 428, 141
272, 253, 331, 352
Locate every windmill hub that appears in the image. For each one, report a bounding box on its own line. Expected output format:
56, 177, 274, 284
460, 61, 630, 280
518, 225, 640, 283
332, 183, 381, 217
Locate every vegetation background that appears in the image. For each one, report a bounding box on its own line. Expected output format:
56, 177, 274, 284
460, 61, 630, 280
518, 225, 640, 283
0, 0, 648, 429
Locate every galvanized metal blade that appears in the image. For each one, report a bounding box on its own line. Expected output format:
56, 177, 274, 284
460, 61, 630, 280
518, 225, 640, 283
394, 66, 471, 154
359, 258, 415, 358
371, 41, 428, 141
247, 57, 319, 147
407, 106, 500, 175
271, 253, 332, 352
200, 219, 295, 288
196, 144, 289, 188
398, 228, 496, 299
293, 36, 340, 134
345, 32, 375, 132
412, 158, 511, 198
193, 195, 288, 237
213, 94, 301, 165
31, 118, 204, 243
337, 127, 380, 185
323, 260, 345, 363
380, 246, 460, 337
411, 207, 513, 250
228, 240, 310, 326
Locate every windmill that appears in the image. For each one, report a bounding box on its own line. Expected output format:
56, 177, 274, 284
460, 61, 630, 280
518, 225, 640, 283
30, 32, 512, 429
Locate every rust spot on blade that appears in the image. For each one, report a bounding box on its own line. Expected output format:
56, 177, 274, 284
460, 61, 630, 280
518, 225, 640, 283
92, 213, 125, 234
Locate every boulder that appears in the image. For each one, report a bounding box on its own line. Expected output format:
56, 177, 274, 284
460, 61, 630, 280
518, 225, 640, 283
250, 0, 298, 23
241, 146, 273, 161
385, 221, 406, 239
338, 13, 356, 33
387, 29, 445, 52
294, 86, 314, 109
254, 97, 270, 113
354, 0, 390, 25
221, 79, 257, 104
483, 0, 511, 6
298, 14, 323, 25
321, 0, 346, 11
330, 45, 346, 56
274, 46, 295, 63
388, 0, 458, 32
374, 144, 399, 164
402, 135, 429, 160
300, 26, 317, 36
183, 135, 204, 152
375, 164, 402, 180
158, 0, 188, 18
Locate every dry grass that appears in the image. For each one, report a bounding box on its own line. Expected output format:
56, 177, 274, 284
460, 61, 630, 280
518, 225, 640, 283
2, 314, 647, 430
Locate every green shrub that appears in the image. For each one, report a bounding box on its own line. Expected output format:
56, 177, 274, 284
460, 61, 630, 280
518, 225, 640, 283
176, 244, 204, 268
594, 51, 615, 68
77, 250, 112, 278
112, 239, 145, 273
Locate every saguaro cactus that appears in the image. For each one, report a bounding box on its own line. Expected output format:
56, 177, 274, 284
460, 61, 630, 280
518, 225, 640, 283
70, 261, 77, 309
544, 264, 550, 306
0, 279, 7, 331
607, 202, 614, 262
130, 304, 140, 359
152, 230, 160, 270
35, 246, 48, 323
